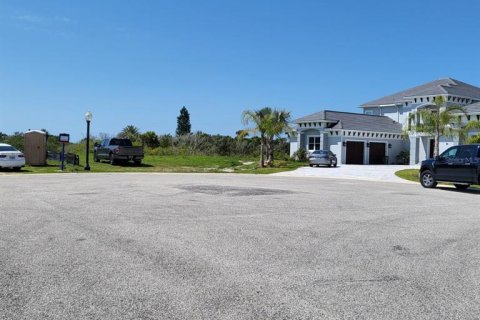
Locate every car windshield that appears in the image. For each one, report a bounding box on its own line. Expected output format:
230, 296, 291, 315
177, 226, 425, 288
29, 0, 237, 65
312, 151, 328, 155
0, 146, 17, 151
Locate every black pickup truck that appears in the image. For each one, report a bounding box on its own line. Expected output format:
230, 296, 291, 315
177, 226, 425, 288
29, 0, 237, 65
419, 144, 480, 189
94, 138, 144, 165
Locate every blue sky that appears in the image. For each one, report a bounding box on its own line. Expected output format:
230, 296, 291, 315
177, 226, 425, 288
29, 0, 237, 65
1, 0, 480, 141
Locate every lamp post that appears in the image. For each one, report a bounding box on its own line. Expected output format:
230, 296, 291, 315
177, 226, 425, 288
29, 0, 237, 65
85, 111, 92, 171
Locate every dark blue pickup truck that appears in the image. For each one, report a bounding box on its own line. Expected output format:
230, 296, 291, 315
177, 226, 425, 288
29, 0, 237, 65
94, 138, 144, 165
419, 144, 480, 189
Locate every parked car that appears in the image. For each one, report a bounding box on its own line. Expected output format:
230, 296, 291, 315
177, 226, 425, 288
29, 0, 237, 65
94, 138, 144, 165
0, 143, 25, 170
309, 150, 337, 167
419, 144, 480, 189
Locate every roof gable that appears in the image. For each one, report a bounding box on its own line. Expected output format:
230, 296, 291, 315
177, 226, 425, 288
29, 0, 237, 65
464, 102, 480, 114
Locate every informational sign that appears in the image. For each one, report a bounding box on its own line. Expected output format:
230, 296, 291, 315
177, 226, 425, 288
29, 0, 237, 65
59, 133, 70, 144
58, 133, 70, 171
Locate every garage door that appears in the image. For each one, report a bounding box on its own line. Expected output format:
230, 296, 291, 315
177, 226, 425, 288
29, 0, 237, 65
369, 142, 386, 164
346, 141, 364, 164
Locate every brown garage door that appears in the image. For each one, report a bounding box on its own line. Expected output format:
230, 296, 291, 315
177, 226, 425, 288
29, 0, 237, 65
369, 142, 386, 164
346, 141, 364, 164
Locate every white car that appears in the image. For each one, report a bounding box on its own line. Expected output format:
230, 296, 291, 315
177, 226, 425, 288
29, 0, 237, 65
0, 143, 26, 170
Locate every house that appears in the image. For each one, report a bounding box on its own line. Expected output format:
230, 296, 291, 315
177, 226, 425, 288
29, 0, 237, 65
289, 111, 403, 165
290, 78, 480, 165
361, 78, 480, 164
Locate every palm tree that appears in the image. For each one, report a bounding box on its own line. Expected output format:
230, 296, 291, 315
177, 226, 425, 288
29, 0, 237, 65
463, 120, 480, 144
119, 125, 141, 143
241, 107, 272, 167
141, 131, 160, 148
409, 96, 465, 157
264, 109, 292, 166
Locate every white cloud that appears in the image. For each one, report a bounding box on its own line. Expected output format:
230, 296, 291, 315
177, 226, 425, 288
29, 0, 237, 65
15, 15, 42, 23
55, 16, 73, 23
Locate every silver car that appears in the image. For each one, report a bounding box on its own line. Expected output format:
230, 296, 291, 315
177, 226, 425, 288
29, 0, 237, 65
308, 150, 337, 167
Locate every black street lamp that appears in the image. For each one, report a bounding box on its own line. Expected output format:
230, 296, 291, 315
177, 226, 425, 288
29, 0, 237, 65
84, 111, 92, 171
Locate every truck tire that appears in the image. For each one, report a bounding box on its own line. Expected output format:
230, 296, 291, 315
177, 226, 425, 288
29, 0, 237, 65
420, 170, 437, 188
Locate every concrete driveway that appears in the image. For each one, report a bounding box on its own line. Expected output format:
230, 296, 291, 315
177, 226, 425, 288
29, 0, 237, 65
273, 164, 420, 183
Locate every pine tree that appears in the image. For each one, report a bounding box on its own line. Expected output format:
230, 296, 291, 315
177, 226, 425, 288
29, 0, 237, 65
176, 106, 191, 136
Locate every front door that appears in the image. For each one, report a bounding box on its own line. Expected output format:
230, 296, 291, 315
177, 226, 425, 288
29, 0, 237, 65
369, 142, 386, 164
346, 141, 364, 164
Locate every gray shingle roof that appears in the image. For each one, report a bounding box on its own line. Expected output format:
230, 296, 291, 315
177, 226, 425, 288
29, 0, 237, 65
295, 110, 402, 133
361, 78, 480, 107
465, 102, 480, 114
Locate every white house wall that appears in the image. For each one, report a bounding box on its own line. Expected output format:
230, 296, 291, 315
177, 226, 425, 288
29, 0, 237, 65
387, 139, 405, 164
329, 136, 342, 162
291, 131, 405, 164
289, 135, 298, 157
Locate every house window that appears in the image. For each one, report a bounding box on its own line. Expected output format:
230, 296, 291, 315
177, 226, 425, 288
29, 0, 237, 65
414, 98, 417, 103
477, 115, 480, 121
307, 136, 321, 151
420, 98, 423, 102
448, 96, 451, 101
405, 102, 408, 106
427, 97, 430, 102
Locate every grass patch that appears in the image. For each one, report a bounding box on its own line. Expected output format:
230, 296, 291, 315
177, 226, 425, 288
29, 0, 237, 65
234, 160, 307, 174
395, 169, 419, 183
5, 154, 307, 174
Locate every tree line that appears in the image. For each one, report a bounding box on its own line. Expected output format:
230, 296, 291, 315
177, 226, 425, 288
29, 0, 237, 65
0, 107, 293, 164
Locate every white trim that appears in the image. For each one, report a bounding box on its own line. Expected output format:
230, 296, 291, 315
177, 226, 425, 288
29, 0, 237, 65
337, 129, 402, 140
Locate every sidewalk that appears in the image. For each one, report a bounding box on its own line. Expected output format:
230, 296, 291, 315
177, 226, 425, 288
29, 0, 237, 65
272, 164, 420, 183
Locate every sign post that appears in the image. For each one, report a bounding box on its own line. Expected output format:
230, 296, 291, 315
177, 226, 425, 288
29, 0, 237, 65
58, 133, 70, 171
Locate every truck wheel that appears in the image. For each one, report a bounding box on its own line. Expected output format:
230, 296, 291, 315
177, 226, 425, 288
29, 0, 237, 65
420, 170, 437, 188
109, 153, 116, 165
454, 184, 470, 190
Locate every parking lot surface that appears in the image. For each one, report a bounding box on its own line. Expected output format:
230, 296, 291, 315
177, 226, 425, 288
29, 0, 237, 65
1, 173, 479, 319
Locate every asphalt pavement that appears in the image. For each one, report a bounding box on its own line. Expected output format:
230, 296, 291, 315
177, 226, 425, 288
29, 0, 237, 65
1, 173, 479, 319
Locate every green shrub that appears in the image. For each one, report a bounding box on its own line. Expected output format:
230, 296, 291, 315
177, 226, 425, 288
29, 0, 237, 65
292, 148, 308, 162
